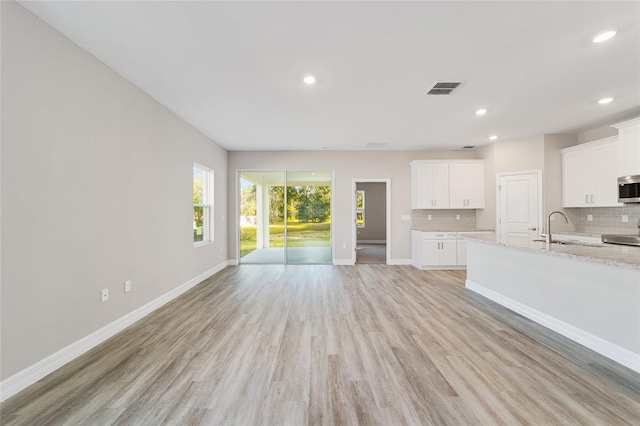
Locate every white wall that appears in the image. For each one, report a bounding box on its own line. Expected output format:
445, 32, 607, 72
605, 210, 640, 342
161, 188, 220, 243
228, 150, 475, 263
1, 1, 228, 381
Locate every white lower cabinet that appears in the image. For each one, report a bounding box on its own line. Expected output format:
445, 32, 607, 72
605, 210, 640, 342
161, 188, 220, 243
421, 238, 457, 266
412, 230, 491, 270
411, 231, 459, 270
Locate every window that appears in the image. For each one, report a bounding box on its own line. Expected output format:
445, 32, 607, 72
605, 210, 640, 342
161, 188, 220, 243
193, 164, 213, 245
356, 190, 365, 227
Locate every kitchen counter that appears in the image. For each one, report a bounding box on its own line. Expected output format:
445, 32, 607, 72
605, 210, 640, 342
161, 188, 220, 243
464, 234, 640, 373
410, 228, 494, 233
462, 232, 640, 271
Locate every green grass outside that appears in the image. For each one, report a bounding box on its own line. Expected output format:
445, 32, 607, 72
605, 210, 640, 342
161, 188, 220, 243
240, 222, 330, 257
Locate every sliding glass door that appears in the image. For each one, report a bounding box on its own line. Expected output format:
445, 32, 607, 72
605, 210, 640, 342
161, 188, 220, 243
238, 170, 331, 264
285, 171, 332, 264
239, 171, 286, 264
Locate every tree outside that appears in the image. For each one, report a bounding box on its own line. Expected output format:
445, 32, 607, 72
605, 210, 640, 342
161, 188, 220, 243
240, 182, 331, 256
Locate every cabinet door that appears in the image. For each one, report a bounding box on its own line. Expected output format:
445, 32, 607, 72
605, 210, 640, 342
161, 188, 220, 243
620, 123, 640, 176
440, 240, 457, 265
465, 164, 485, 208
562, 149, 592, 207
421, 240, 440, 266
449, 163, 484, 208
449, 164, 466, 208
432, 163, 450, 208
413, 163, 433, 209
592, 140, 622, 207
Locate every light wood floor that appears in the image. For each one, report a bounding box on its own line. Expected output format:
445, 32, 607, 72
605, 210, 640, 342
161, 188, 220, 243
2, 265, 639, 425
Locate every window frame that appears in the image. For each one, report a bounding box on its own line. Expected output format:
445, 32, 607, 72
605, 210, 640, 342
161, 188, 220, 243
356, 190, 365, 228
193, 163, 214, 247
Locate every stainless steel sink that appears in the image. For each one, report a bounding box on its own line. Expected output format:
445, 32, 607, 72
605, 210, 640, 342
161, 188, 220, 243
602, 234, 640, 247
532, 239, 603, 247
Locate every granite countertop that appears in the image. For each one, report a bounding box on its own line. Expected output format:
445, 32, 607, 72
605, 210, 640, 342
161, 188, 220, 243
462, 233, 640, 271
411, 228, 494, 233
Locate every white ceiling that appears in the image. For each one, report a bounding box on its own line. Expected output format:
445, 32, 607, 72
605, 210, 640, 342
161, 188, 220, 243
19, 1, 640, 152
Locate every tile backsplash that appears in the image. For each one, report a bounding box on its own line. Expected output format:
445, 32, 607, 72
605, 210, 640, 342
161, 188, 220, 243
411, 209, 477, 231
565, 205, 640, 234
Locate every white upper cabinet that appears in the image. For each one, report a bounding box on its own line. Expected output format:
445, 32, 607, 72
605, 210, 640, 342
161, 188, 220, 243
612, 118, 640, 176
561, 136, 622, 207
411, 160, 484, 209
449, 161, 485, 209
411, 161, 450, 209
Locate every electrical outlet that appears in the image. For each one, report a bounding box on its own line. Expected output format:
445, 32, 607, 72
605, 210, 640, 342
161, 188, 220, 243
124, 280, 131, 293
427, 214, 432, 220
101, 289, 109, 303
456, 214, 460, 220
342, 243, 347, 249
622, 215, 629, 223
587, 214, 593, 222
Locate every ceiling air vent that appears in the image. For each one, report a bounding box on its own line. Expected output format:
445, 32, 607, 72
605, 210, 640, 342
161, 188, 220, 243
425, 81, 463, 96
462, 145, 476, 149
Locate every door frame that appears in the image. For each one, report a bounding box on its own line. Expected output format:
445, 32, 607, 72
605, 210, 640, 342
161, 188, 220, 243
351, 178, 391, 264
496, 170, 543, 235
236, 169, 335, 264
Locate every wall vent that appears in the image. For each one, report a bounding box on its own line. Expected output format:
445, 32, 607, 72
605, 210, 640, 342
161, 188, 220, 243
425, 81, 463, 96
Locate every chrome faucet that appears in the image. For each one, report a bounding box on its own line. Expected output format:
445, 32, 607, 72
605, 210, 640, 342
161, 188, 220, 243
546, 211, 568, 244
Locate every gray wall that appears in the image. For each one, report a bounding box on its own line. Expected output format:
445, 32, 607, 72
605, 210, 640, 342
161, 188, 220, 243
475, 113, 640, 232
1, 2, 228, 380
356, 182, 386, 242
228, 150, 475, 262
475, 135, 545, 230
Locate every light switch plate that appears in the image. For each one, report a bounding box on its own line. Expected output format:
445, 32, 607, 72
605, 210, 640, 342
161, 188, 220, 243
622, 215, 629, 223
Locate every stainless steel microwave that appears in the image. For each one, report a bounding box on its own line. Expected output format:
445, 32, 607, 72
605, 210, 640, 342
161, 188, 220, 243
618, 175, 640, 203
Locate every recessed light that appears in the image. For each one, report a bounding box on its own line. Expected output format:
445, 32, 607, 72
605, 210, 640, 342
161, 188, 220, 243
593, 30, 616, 43
303, 75, 316, 85
489, 135, 498, 140
598, 97, 613, 104
476, 108, 487, 116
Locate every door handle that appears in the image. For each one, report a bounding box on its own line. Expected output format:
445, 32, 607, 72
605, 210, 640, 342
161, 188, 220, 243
527, 227, 537, 231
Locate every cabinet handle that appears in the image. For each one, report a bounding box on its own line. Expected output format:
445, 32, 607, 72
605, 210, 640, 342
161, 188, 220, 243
585, 194, 589, 204
590, 195, 594, 204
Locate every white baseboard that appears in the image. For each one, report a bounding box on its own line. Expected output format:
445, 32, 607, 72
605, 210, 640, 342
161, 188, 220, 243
0, 261, 228, 403
466, 279, 640, 374
333, 259, 355, 266
387, 258, 412, 265
227, 259, 239, 266
413, 264, 466, 270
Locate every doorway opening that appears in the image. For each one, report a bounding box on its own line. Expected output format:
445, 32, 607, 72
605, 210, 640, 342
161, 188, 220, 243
352, 179, 390, 264
239, 170, 332, 264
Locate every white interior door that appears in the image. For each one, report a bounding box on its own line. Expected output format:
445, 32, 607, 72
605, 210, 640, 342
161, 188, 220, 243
498, 172, 541, 243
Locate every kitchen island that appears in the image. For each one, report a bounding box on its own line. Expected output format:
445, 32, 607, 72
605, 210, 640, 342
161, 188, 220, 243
464, 233, 640, 373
